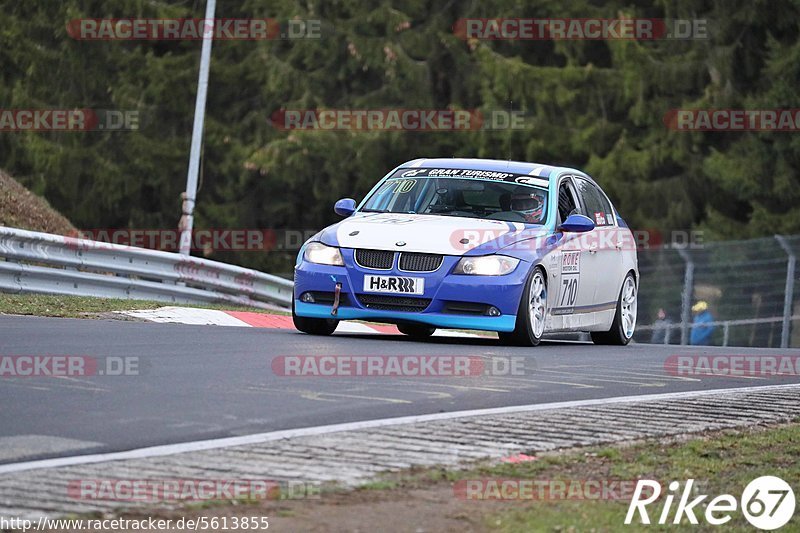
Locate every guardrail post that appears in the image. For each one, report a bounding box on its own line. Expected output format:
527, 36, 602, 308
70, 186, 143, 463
722, 321, 730, 347
775, 235, 796, 349
677, 249, 694, 346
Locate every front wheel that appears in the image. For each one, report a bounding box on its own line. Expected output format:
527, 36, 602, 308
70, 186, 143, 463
397, 323, 436, 338
292, 298, 339, 336
591, 272, 637, 346
498, 267, 547, 346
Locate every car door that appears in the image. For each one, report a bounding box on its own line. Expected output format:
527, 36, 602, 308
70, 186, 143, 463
549, 176, 594, 330
573, 177, 623, 312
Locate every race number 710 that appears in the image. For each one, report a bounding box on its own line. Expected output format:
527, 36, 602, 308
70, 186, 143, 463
560, 276, 578, 307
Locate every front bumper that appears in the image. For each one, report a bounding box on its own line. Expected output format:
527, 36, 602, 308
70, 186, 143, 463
293, 249, 529, 332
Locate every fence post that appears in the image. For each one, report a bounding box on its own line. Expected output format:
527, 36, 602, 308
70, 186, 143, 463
775, 235, 796, 349
677, 249, 694, 345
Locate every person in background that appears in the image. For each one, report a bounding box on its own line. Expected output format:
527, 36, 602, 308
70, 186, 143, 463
650, 308, 671, 344
690, 301, 715, 345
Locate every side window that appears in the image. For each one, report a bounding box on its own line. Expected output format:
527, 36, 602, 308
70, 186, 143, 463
575, 178, 614, 227
557, 179, 579, 222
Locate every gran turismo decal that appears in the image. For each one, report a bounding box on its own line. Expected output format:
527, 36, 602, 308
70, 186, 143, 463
390, 167, 549, 184
400, 169, 427, 177
514, 176, 549, 187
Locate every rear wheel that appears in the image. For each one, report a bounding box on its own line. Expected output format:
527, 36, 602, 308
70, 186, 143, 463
292, 297, 339, 336
397, 323, 436, 338
498, 267, 547, 346
591, 272, 637, 345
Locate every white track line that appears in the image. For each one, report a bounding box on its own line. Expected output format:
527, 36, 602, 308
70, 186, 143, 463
335, 322, 385, 334
120, 307, 251, 327
2, 383, 798, 475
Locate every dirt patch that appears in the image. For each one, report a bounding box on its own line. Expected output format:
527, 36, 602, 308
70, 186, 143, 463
227, 485, 498, 532
75, 483, 509, 533
0, 170, 76, 235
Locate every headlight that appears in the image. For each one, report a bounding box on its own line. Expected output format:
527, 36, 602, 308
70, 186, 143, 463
453, 255, 520, 275
303, 242, 344, 266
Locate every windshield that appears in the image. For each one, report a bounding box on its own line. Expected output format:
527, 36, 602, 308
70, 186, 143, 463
361, 173, 548, 225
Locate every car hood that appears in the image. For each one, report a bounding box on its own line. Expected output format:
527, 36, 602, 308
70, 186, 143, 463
320, 212, 545, 256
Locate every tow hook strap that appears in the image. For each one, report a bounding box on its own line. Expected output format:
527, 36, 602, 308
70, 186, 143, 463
331, 282, 342, 316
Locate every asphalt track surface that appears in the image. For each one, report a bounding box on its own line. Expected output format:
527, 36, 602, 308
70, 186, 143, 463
2, 314, 800, 464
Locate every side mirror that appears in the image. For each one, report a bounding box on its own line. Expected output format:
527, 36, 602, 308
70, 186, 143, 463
334, 198, 356, 217
559, 213, 595, 233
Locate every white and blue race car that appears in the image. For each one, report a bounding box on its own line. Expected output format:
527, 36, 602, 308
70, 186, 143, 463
292, 158, 638, 346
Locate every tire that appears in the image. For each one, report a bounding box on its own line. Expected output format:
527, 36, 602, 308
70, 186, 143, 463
292, 297, 339, 336
591, 272, 637, 346
498, 267, 547, 347
397, 323, 436, 338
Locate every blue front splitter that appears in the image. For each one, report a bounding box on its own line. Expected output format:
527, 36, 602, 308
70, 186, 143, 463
294, 301, 517, 332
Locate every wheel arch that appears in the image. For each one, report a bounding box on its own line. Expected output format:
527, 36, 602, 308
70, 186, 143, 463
510, 261, 548, 317
533, 261, 548, 282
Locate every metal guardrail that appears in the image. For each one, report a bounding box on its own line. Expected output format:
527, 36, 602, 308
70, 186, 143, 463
0, 227, 293, 309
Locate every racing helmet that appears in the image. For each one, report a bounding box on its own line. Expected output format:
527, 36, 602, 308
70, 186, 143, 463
510, 192, 544, 223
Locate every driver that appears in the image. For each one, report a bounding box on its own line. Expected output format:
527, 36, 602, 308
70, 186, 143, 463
510, 192, 544, 223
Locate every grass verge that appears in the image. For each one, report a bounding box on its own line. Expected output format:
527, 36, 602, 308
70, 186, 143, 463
0, 293, 276, 318
468, 422, 800, 531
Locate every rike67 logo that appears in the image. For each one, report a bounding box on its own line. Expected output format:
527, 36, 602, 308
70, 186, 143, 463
626, 477, 795, 530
